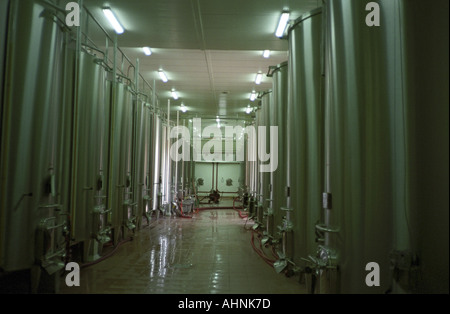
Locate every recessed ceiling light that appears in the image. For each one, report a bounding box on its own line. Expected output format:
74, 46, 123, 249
102, 7, 124, 34
263, 50, 270, 58
158, 70, 168, 82
255, 72, 263, 85
275, 11, 290, 37
142, 47, 152, 56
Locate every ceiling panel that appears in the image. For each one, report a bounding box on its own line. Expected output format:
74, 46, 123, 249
83, 0, 321, 118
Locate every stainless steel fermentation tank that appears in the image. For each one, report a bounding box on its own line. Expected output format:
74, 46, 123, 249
70, 51, 111, 262
245, 121, 257, 202
261, 92, 272, 226
0, 0, 71, 290
184, 121, 194, 198
63, 39, 155, 262
107, 81, 136, 243
0, 0, 172, 293
160, 122, 173, 211
398, 1, 448, 293
254, 91, 272, 226
269, 62, 288, 239
133, 97, 154, 228
0, 0, 7, 117
285, 8, 324, 269
321, 0, 448, 293
322, 0, 393, 293
173, 119, 189, 199
150, 114, 161, 212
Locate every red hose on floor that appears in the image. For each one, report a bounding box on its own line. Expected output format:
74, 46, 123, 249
271, 244, 279, 260
258, 234, 277, 263
233, 197, 248, 218
250, 230, 276, 267
237, 211, 248, 219
177, 200, 193, 219
252, 229, 279, 262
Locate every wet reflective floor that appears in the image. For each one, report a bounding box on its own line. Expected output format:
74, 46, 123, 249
60, 203, 306, 294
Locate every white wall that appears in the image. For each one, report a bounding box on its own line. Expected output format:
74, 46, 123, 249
194, 162, 244, 195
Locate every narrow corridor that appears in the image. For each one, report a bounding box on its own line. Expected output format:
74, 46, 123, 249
60, 204, 305, 294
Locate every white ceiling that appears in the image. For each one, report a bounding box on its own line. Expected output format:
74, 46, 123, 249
83, 0, 321, 119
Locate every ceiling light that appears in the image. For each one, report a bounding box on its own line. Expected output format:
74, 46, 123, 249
216, 116, 220, 123
158, 70, 168, 82
275, 11, 290, 37
180, 103, 187, 112
250, 91, 256, 101
171, 89, 179, 100
255, 72, 263, 85
142, 47, 152, 56
102, 7, 124, 34
246, 105, 252, 114
263, 50, 270, 58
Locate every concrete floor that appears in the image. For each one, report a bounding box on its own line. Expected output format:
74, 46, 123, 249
60, 201, 306, 294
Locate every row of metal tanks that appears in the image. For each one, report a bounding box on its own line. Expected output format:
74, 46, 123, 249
0, 0, 177, 292
248, 0, 448, 293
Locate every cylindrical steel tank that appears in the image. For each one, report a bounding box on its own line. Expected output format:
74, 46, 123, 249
245, 120, 257, 198
160, 124, 168, 207
183, 121, 193, 197
255, 93, 271, 224
286, 8, 324, 265
323, 0, 449, 293
253, 107, 260, 200
261, 92, 272, 219
323, 0, 394, 293
257, 91, 272, 202
107, 81, 135, 241
70, 51, 111, 261
151, 113, 163, 211
183, 118, 193, 197
255, 102, 263, 222
255, 104, 262, 198
0, 0, 70, 281
0, 0, 7, 114
133, 98, 153, 228
398, 0, 448, 293
270, 62, 288, 237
